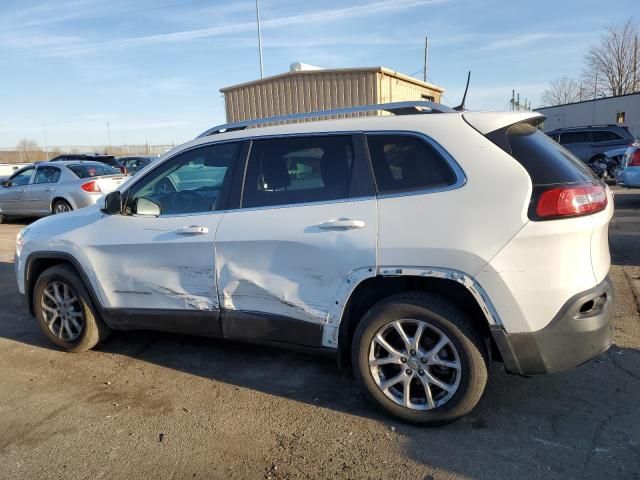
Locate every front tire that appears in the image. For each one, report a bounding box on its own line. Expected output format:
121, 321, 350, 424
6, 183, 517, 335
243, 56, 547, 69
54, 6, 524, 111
352, 292, 488, 426
33, 265, 110, 352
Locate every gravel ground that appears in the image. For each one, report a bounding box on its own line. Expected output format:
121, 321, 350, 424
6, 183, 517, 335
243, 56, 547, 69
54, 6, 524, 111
0, 188, 638, 480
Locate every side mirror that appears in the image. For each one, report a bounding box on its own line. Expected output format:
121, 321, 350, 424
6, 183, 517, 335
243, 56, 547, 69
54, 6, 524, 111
134, 198, 161, 216
102, 191, 122, 215
1, 180, 10, 187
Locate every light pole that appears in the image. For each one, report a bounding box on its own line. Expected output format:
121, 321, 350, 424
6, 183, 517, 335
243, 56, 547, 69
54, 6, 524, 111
255, 0, 264, 78
106, 121, 112, 154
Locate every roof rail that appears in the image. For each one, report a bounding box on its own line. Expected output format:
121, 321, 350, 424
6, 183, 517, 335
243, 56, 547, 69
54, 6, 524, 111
197, 101, 455, 138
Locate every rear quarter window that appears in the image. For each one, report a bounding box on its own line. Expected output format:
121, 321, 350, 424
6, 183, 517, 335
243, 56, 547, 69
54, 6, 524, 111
68, 164, 119, 178
593, 131, 622, 142
487, 122, 596, 186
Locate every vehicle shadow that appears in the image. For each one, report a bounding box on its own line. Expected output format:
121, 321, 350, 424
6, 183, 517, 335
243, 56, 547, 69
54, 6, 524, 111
1, 256, 639, 479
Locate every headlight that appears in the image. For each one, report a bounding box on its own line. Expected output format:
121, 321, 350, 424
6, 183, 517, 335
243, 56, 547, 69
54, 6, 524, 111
16, 227, 29, 257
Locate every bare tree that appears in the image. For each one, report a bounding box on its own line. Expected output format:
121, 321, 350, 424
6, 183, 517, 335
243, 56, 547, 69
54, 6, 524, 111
16, 139, 41, 162
541, 76, 583, 106
582, 18, 640, 98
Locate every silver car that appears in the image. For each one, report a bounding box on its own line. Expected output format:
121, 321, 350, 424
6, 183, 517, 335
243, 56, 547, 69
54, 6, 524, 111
0, 161, 128, 223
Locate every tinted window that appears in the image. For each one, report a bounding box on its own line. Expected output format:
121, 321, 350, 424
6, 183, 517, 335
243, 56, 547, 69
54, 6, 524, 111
593, 130, 622, 142
242, 135, 354, 208
9, 167, 35, 186
68, 163, 119, 178
366, 134, 456, 193
34, 166, 61, 184
488, 123, 595, 185
124, 158, 150, 172
127, 142, 239, 215
559, 131, 590, 144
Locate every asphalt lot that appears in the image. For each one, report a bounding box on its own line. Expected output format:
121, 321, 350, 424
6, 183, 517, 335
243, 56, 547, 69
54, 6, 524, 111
0, 188, 639, 480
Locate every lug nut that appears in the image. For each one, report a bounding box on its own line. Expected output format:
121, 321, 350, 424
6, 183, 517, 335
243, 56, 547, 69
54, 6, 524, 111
418, 369, 425, 375
400, 357, 407, 363
405, 369, 412, 375
410, 349, 416, 356
421, 357, 428, 364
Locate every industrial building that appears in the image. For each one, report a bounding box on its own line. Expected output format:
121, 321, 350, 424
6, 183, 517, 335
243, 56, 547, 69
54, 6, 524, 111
535, 92, 640, 137
220, 64, 444, 123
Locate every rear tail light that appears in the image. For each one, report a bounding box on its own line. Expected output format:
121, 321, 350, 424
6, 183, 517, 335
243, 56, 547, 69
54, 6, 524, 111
535, 184, 607, 219
629, 149, 640, 167
81, 180, 101, 193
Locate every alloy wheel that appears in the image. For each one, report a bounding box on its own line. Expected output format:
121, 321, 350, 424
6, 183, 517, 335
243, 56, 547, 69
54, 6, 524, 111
54, 203, 70, 214
40, 280, 84, 342
369, 319, 461, 410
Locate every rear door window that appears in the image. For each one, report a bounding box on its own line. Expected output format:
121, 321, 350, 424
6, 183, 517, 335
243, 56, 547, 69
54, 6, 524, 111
242, 135, 355, 208
559, 131, 591, 144
366, 134, 457, 194
34, 166, 61, 184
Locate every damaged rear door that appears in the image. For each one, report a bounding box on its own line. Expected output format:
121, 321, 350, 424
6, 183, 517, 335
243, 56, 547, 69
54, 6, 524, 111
90, 141, 245, 334
215, 133, 377, 348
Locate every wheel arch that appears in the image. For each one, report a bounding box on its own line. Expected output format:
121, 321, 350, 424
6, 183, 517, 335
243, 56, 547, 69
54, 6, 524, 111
50, 196, 73, 213
25, 252, 101, 316
335, 269, 503, 370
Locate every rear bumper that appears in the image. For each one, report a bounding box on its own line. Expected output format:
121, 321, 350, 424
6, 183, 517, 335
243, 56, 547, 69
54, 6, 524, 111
491, 276, 614, 375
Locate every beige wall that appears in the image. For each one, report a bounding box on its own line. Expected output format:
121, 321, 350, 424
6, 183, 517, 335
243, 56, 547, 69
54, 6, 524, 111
223, 70, 443, 123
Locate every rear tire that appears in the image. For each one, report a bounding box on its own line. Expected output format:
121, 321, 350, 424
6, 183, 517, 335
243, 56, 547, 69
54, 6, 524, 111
352, 292, 488, 426
53, 199, 72, 214
33, 265, 110, 352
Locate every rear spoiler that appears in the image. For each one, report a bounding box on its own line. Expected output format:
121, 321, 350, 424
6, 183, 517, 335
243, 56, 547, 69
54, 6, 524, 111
462, 111, 544, 135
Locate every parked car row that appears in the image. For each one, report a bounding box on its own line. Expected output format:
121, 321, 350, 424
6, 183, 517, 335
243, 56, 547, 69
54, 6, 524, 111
0, 153, 160, 222
50, 153, 158, 175
0, 161, 128, 223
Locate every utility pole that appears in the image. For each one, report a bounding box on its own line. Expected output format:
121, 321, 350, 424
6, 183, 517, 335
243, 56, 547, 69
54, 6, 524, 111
593, 70, 598, 99
255, 0, 264, 79
423, 35, 428, 83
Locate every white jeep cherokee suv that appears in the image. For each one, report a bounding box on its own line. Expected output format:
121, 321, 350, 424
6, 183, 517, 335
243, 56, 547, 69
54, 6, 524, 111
15, 102, 614, 425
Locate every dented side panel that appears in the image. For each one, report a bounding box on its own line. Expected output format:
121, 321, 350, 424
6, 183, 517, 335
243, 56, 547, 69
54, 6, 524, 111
90, 213, 223, 311
215, 199, 378, 344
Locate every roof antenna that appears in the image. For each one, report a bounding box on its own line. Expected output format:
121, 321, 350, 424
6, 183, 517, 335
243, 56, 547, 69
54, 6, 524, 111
454, 71, 471, 111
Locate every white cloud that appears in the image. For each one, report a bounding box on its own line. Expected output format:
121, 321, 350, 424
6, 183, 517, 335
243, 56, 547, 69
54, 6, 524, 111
20, 0, 450, 57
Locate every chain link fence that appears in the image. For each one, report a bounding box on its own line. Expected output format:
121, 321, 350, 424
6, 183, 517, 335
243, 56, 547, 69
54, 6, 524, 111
0, 144, 175, 163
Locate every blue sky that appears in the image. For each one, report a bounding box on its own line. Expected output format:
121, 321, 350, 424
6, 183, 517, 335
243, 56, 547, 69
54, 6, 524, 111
0, 0, 637, 147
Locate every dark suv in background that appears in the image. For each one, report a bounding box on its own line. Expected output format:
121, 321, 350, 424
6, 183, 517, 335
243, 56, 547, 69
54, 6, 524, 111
50, 154, 126, 173
546, 125, 636, 163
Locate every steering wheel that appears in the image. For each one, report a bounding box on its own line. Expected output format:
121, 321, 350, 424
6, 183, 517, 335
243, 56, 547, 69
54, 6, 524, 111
170, 190, 202, 213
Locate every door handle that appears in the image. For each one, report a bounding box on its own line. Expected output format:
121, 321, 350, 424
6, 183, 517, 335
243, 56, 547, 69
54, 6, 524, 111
318, 218, 366, 230
174, 226, 209, 235
44, 188, 54, 192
